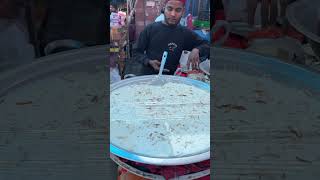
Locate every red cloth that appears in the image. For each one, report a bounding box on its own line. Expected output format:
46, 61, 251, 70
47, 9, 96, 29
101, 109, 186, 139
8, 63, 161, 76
118, 157, 210, 180
214, 10, 226, 20
224, 33, 249, 49
247, 26, 305, 43
174, 65, 187, 77
213, 10, 249, 49
174, 65, 207, 77
247, 27, 283, 39
212, 10, 305, 48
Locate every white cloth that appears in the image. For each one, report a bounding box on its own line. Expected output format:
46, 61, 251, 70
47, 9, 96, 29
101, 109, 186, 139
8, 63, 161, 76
155, 14, 164, 22
110, 67, 121, 84
110, 12, 122, 28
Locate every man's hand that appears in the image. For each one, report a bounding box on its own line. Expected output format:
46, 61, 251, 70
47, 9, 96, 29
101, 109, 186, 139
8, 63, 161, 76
149, 60, 161, 71
187, 48, 200, 70
148, 60, 170, 72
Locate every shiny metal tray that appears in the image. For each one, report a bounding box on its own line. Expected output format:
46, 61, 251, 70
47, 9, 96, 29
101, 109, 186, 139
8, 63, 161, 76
213, 47, 320, 92
0, 45, 106, 97
110, 75, 210, 166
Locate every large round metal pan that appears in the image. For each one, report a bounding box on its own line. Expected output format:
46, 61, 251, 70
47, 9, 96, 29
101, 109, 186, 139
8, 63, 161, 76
0, 46, 118, 179
213, 47, 320, 92
0, 45, 107, 97
110, 75, 210, 166
213, 47, 320, 180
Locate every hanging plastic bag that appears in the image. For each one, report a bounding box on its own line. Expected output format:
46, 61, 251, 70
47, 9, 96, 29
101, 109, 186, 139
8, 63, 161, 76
110, 67, 121, 84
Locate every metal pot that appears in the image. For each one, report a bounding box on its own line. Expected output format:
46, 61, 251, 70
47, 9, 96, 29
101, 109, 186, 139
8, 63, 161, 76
213, 47, 320, 91
0, 45, 106, 97
0, 46, 119, 179
110, 75, 210, 166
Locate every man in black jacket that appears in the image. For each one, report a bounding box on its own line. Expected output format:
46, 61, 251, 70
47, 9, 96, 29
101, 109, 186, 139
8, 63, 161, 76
134, 0, 210, 75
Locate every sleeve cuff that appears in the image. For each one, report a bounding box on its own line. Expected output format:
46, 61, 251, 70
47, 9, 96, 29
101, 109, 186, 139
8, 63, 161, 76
143, 58, 151, 66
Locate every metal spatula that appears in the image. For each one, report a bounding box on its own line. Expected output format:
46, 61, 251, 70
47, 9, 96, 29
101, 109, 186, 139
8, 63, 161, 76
149, 51, 168, 86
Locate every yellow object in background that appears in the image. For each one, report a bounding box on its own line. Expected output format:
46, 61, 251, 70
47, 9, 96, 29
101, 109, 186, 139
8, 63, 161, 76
110, 47, 120, 52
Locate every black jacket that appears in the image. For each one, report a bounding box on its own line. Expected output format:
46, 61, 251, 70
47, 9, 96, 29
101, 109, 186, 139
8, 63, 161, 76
134, 22, 210, 75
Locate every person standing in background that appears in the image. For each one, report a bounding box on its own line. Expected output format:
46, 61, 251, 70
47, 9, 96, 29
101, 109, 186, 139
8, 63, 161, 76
110, 3, 117, 15
110, 3, 121, 28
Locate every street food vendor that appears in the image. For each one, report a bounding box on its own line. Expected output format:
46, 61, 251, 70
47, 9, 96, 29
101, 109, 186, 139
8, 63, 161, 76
134, 0, 210, 75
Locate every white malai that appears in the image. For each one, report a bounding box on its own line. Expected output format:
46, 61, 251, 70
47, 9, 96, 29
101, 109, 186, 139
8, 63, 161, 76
110, 82, 210, 158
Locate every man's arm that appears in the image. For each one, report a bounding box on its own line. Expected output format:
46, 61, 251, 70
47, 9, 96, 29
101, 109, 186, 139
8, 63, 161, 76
133, 25, 165, 72
189, 30, 210, 59
185, 29, 210, 69
133, 26, 151, 66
